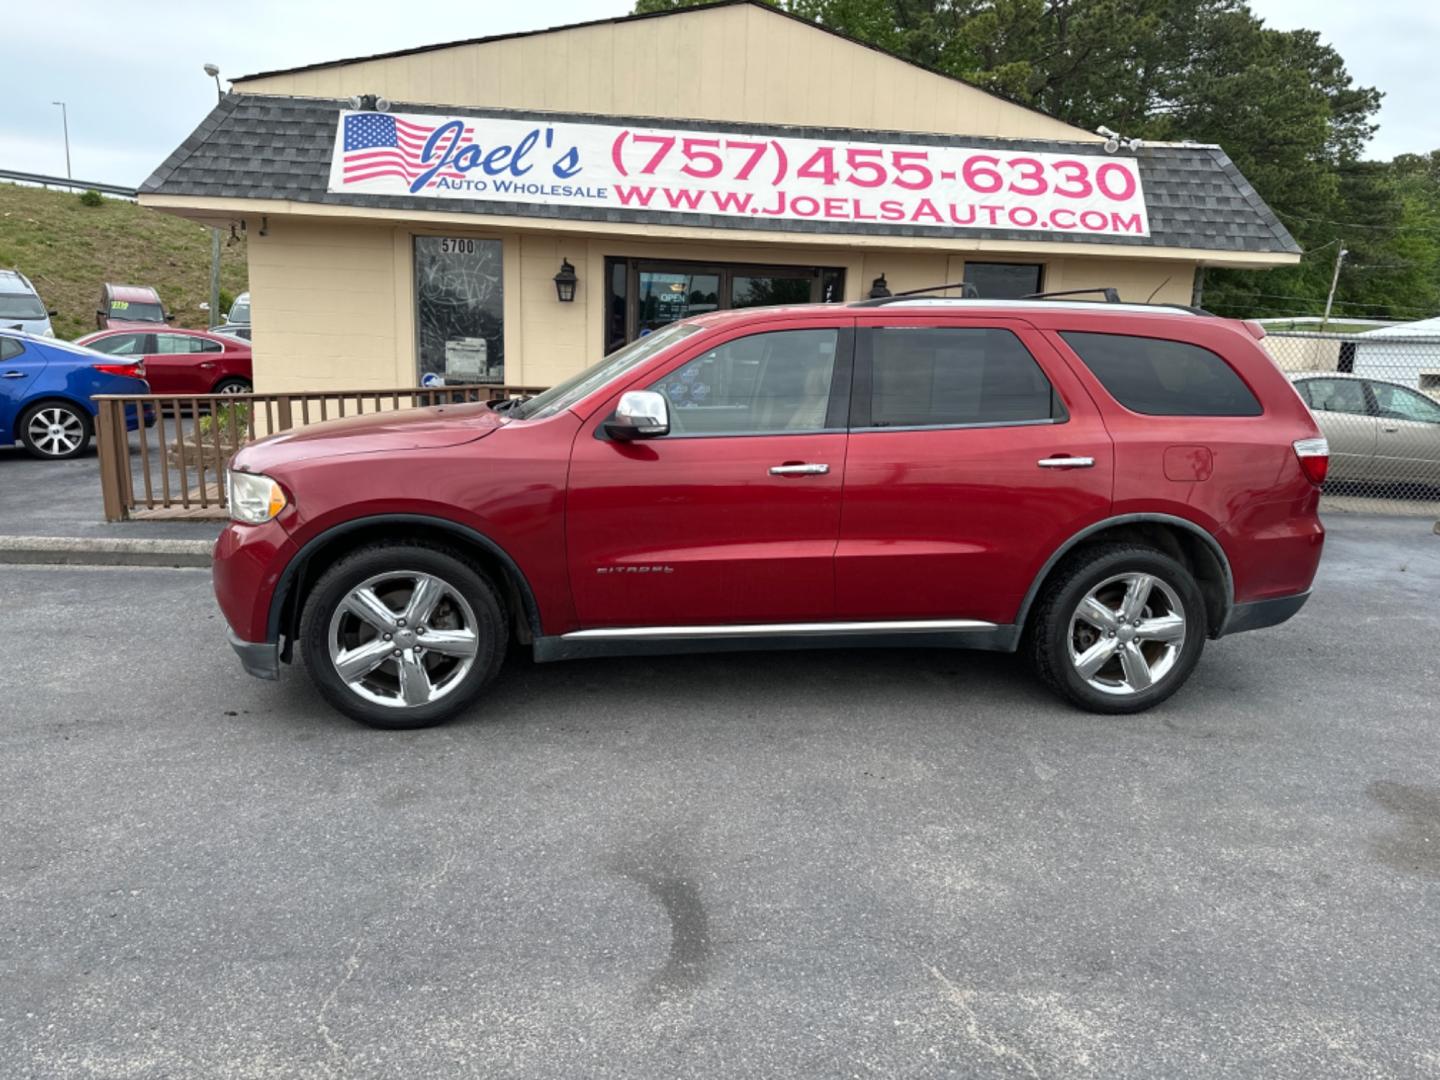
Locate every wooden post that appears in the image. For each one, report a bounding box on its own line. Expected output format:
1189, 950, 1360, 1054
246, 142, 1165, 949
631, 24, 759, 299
95, 399, 127, 522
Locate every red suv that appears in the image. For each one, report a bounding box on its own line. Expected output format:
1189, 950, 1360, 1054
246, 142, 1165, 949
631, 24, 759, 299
213, 298, 1327, 729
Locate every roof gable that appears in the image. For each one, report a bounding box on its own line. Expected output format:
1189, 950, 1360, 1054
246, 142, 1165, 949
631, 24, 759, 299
233, 1, 1095, 142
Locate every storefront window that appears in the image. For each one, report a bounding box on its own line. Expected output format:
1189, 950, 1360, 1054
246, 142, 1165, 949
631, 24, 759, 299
608, 260, 845, 347
414, 236, 504, 384
963, 262, 1043, 299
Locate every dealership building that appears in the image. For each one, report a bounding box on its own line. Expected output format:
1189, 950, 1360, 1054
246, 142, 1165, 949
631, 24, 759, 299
140, 0, 1300, 393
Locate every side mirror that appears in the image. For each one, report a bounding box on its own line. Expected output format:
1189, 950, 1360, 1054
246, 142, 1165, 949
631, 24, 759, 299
164, 312, 176, 322
605, 390, 670, 440
46, 309, 57, 317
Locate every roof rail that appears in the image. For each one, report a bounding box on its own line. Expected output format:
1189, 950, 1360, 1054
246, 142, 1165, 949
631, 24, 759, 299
851, 281, 979, 307
1023, 287, 1122, 303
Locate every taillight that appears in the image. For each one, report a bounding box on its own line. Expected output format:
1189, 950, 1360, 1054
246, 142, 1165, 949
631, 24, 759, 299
1293, 437, 1329, 485
93, 361, 142, 378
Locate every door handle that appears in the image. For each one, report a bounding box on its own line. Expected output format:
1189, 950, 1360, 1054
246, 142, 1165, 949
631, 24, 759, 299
768, 463, 830, 476
2, 371, 26, 379
1037, 456, 1095, 469
1381, 425, 1399, 433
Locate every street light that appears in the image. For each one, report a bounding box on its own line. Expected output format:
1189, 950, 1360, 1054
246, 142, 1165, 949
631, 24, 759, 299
201, 65, 223, 327
51, 102, 71, 179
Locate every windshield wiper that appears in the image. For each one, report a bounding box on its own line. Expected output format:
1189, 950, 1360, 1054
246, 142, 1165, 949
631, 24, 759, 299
490, 395, 532, 416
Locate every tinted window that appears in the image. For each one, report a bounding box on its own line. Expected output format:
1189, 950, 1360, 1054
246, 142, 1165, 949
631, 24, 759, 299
0, 337, 23, 361
197, 338, 224, 354
88, 333, 148, 356
652, 329, 838, 436
964, 263, 1042, 299
868, 328, 1056, 427
1370, 382, 1440, 424
1300, 378, 1367, 415
1062, 332, 1262, 417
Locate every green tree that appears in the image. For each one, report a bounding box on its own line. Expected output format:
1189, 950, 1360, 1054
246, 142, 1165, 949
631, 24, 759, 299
633, 0, 1429, 318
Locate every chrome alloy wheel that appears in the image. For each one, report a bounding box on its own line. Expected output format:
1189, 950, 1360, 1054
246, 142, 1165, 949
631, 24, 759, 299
327, 571, 480, 709
26, 406, 86, 457
1067, 572, 1187, 696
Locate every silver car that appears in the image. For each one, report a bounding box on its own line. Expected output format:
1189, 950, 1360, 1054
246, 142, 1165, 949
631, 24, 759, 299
1291, 373, 1440, 486
0, 269, 56, 337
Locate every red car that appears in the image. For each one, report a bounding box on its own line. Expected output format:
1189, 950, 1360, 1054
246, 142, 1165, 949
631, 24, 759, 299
213, 295, 1327, 729
76, 328, 252, 396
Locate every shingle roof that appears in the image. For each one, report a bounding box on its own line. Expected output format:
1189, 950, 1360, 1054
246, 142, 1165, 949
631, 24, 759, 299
141, 94, 1300, 257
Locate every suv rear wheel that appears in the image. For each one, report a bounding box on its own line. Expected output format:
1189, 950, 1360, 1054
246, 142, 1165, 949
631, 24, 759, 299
1027, 544, 1207, 714
299, 544, 508, 729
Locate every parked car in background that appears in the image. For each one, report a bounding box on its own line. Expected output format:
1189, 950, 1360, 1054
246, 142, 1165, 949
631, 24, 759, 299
213, 297, 1327, 729
76, 327, 252, 395
1292, 372, 1440, 487
1, 329, 150, 459
0, 270, 57, 337
211, 322, 252, 343
225, 291, 251, 328
97, 283, 172, 331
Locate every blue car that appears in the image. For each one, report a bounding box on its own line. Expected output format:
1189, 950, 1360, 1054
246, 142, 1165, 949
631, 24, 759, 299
1, 329, 151, 460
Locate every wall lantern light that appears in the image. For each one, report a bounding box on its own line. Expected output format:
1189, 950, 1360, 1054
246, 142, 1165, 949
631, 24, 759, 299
868, 274, 891, 299
554, 258, 578, 303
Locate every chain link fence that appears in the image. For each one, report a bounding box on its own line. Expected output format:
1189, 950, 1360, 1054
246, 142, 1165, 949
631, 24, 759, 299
1262, 330, 1440, 516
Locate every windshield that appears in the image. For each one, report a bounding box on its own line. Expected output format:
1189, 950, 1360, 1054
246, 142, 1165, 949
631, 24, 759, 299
228, 298, 250, 323
0, 294, 46, 320
110, 300, 164, 322
516, 322, 703, 420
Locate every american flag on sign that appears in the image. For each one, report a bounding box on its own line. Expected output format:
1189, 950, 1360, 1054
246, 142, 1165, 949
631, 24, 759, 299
339, 113, 472, 187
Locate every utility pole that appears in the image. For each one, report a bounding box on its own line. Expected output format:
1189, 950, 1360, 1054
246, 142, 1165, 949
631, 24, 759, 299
203, 65, 223, 329
1320, 243, 1348, 332
51, 102, 71, 179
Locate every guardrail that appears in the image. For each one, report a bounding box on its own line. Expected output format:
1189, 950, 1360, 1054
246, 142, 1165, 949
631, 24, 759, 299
0, 169, 138, 198
93, 385, 544, 522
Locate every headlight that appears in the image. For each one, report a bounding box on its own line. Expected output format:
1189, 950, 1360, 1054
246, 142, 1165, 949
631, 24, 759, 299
226, 470, 288, 524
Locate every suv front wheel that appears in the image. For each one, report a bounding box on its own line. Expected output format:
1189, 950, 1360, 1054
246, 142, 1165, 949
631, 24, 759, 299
299, 544, 508, 729
1028, 544, 1207, 714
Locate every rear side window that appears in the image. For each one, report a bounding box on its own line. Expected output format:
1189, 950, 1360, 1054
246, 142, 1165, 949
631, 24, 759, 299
0, 337, 23, 361
1061, 332, 1262, 417
1299, 378, 1367, 416
866, 327, 1058, 427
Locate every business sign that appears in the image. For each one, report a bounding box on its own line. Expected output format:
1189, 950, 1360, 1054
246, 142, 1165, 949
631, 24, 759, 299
329, 111, 1149, 238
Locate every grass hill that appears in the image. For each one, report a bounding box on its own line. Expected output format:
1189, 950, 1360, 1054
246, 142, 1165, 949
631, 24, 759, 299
0, 182, 248, 341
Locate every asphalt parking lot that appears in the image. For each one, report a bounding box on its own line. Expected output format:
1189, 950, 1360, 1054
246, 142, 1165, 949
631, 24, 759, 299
2, 514, 1438, 1079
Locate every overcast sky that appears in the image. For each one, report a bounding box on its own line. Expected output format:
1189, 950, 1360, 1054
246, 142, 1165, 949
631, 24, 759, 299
1, 0, 1434, 187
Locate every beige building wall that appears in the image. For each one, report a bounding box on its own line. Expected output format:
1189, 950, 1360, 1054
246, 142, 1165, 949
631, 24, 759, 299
244, 214, 1200, 393
234, 4, 1094, 143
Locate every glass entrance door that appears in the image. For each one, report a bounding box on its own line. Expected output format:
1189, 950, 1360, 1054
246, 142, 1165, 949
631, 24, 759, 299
607, 259, 845, 350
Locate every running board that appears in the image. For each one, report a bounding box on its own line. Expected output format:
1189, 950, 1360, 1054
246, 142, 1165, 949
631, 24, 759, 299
532, 619, 1020, 663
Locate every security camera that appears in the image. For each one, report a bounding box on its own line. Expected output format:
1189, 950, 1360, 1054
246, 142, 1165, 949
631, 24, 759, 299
1104, 137, 1120, 154
1096, 125, 1118, 139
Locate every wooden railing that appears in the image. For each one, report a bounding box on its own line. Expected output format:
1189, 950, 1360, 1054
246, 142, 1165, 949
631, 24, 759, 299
93, 384, 544, 522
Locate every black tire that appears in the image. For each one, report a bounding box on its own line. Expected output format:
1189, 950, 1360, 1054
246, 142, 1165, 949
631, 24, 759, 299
18, 400, 92, 460
212, 378, 252, 395
1026, 543, 1207, 715
299, 543, 508, 729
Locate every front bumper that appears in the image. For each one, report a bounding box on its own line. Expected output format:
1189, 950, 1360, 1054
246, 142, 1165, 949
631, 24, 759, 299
1218, 590, 1310, 637
227, 628, 280, 680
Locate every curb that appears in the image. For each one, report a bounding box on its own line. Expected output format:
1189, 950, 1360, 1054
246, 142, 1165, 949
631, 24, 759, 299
0, 536, 213, 568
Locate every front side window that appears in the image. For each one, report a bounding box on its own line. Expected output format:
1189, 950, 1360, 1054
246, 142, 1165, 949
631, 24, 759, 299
1370, 382, 1440, 424
652, 329, 838, 436
867, 327, 1057, 428
1061, 332, 1262, 417
1299, 378, 1367, 416
517, 321, 700, 421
